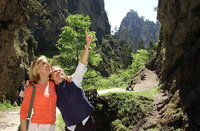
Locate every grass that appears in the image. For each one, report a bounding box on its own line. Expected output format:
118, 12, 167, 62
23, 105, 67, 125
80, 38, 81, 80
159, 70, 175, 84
0, 102, 20, 110
56, 114, 65, 130
132, 85, 161, 99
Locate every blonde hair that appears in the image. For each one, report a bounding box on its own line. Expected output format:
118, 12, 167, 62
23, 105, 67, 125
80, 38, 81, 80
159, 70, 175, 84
29, 55, 47, 83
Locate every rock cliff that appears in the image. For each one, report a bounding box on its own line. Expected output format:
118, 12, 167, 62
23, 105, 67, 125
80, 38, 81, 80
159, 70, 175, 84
68, 0, 110, 42
0, 0, 28, 103
118, 10, 160, 50
29, 0, 110, 56
27, 0, 69, 56
153, 0, 200, 130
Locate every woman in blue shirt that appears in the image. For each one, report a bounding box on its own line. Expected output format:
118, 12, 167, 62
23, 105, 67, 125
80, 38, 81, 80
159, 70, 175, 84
50, 30, 95, 131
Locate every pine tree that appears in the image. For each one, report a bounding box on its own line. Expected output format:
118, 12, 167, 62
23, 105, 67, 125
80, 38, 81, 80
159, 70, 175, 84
147, 40, 154, 50
137, 38, 145, 50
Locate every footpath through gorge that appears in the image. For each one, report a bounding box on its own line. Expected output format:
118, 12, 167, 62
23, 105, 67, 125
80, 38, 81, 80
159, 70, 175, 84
0, 67, 163, 131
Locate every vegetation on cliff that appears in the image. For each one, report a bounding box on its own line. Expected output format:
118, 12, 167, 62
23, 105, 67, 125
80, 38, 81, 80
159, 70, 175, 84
116, 10, 160, 51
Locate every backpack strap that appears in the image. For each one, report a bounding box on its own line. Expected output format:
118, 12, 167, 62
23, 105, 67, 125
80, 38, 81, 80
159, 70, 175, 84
27, 84, 36, 119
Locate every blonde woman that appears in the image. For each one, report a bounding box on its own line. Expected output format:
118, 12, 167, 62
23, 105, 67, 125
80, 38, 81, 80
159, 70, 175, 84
20, 56, 57, 131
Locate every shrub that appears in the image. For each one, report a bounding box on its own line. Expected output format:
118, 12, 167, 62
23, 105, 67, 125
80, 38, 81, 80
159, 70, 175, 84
94, 92, 153, 130
0, 101, 20, 110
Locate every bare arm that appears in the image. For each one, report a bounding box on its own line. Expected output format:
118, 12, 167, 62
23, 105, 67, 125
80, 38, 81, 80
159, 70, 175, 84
20, 120, 27, 131
80, 30, 93, 64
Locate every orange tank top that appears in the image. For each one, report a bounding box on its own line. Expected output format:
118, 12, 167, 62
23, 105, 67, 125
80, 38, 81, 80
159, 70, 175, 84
20, 80, 57, 124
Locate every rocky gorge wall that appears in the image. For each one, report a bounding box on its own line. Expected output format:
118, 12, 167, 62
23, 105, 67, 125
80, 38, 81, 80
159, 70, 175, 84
154, 0, 200, 130
68, 0, 110, 42
0, 0, 28, 103
29, 0, 110, 56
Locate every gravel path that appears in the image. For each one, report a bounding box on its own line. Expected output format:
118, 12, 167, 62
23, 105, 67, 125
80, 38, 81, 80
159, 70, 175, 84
98, 88, 125, 95
133, 68, 159, 92
0, 109, 20, 131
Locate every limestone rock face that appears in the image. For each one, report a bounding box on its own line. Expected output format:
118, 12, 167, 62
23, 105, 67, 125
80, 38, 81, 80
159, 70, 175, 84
118, 10, 160, 49
0, 0, 28, 103
68, 0, 110, 42
27, 0, 69, 56
154, 0, 200, 129
29, 0, 110, 56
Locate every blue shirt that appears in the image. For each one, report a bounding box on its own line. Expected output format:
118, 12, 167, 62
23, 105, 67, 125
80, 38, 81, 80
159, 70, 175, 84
56, 62, 94, 126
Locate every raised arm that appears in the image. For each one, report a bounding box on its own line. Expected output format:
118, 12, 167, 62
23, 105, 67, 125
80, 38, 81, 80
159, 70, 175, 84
72, 30, 93, 87
80, 30, 93, 64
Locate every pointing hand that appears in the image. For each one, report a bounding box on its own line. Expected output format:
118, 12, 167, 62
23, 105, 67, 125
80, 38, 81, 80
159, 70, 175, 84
85, 30, 93, 48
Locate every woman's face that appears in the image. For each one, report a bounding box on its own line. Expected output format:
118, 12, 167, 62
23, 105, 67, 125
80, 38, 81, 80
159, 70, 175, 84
51, 67, 65, 82
37, 59, 51, 76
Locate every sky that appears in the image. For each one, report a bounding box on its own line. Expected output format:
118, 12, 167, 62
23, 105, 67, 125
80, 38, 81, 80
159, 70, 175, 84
104, 0, 158, 31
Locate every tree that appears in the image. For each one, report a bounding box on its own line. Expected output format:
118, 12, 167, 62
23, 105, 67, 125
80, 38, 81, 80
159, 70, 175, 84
147, 40, 157, 59
55, 14, 101, 74
147, 40, 155, 50
137, 38, 145, 50
131, 49, 150, 73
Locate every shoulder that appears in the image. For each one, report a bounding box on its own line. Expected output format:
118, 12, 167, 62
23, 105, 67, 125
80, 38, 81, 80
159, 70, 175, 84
24, 85, 34, 95
49, 80, 55, 86
26, 85, 33, 90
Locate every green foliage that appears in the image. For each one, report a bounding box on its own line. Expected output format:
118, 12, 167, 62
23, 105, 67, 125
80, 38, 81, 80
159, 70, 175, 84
92, 34, 133, 78
56, 86, 161, 130
82, 67, 134, 90
0, 102, 19, 110
15, 27, 38, 54
24, 0, 43, 15
95, 92, 153, 130
56, 114, 66, 130
54, 14, 101, 74
131, 49, 156, 72
133, 85, 161, 99
81, 68, 102, 89
147, 40, 155, 50
137, 38, 145, 50
112, 119, 128, 131
81, 48, 156, 91
15, 27, 38, 65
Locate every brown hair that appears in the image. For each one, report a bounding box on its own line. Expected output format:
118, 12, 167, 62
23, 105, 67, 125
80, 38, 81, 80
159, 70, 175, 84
51, 66, 68, 80
29, 55, 47, 83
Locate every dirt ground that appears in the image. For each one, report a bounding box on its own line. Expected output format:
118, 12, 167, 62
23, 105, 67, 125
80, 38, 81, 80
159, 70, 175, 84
0, 67, 160, 131
0, 109, 20, 131
0, 108, 63, 131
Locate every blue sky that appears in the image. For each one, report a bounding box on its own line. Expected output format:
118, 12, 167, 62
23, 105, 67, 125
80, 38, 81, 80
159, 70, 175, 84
104, 0, 158, 31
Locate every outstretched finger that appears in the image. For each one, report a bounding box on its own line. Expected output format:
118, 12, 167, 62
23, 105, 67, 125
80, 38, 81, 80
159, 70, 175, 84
85, 29, 88, 37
